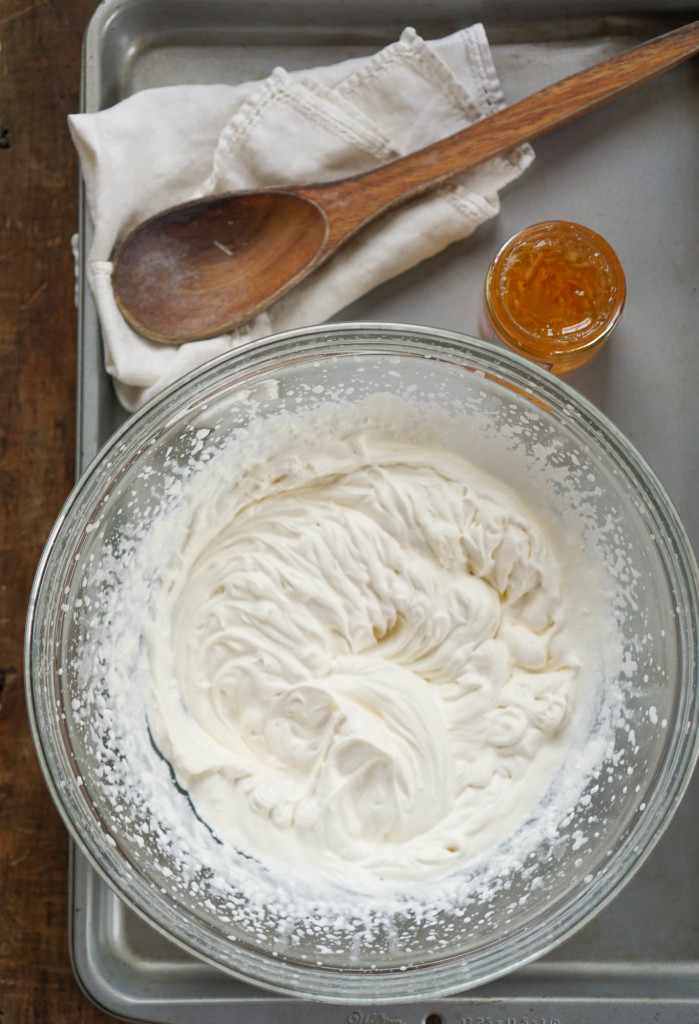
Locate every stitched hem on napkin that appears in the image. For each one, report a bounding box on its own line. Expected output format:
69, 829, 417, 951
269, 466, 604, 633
69, 24, 534, 412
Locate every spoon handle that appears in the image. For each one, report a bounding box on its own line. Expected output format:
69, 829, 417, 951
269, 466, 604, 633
300, 20, 699, 249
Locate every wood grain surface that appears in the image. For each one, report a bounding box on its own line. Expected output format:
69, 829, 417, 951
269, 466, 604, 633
0, 1, 114, 1020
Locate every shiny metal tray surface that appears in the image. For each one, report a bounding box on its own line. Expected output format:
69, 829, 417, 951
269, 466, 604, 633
72, 1, 699, 1021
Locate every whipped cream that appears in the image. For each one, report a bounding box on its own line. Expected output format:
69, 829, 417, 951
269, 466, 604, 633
148, 429, 586, 888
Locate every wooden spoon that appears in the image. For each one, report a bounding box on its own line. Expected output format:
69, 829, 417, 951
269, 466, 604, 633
112, 21, 699, 344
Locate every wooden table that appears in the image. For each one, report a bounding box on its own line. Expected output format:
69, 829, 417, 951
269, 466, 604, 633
0, 1, 115, 1019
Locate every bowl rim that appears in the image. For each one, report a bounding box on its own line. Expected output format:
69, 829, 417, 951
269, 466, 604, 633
24, 321, 699, 1001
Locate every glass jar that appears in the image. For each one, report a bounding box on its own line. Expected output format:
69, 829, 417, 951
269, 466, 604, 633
482, 220, 626, 374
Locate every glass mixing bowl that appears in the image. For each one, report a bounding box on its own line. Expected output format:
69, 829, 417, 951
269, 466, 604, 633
25, 323, 699, 1001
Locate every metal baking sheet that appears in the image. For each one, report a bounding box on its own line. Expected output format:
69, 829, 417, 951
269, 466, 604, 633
71, 1, 699, 1021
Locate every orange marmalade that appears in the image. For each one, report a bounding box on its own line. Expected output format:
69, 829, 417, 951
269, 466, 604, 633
483, 221, 625, 374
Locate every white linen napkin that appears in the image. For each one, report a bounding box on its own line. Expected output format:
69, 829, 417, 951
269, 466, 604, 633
69, 25, 534, 412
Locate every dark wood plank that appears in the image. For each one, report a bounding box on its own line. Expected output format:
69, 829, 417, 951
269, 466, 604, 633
0, 0, 116, 1019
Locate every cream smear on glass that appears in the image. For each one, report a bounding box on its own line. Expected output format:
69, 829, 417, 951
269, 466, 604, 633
147, 424, 598, 890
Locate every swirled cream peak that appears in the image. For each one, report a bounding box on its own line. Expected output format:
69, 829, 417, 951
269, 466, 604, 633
147, 432, 580, 887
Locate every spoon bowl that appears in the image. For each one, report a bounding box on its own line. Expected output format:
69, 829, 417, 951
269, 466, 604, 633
115, 191, 329, 341
112, 21, 699, 344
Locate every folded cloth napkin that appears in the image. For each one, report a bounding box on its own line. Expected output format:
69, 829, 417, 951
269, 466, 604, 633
69, 24, 533, 412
